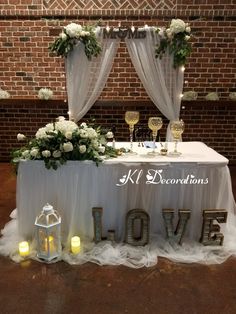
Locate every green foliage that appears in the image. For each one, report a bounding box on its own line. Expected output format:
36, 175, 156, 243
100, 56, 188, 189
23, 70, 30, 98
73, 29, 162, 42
49, 24, 102, 60
155, 20, 192, 68
12, 119, 118, 171
82, 26, 102, 60
49, 36, 76, 58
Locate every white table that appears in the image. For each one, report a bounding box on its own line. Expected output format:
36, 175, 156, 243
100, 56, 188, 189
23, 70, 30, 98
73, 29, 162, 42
2, 142, 236, 266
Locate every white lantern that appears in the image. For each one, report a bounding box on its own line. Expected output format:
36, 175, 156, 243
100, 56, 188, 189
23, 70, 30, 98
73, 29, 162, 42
35, 203, 61, 262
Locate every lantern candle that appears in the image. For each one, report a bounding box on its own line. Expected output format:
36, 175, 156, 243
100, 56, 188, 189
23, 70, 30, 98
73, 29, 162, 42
19, 241, 29, 257
45, 236, 55, 253
35, 203, 61, 262
71, 236, 81, 254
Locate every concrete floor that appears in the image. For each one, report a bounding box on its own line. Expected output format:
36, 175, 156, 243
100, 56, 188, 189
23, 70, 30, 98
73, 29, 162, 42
0, 163, 236, 314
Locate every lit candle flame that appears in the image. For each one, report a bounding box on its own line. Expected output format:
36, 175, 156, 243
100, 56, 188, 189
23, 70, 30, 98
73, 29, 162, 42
19, 241, 29, 257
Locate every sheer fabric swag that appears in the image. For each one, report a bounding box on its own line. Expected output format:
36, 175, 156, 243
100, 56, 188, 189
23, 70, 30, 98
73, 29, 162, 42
66, 27, 184, 140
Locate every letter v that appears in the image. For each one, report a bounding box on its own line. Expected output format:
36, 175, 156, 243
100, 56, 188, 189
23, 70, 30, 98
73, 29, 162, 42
162, 209, 191, 244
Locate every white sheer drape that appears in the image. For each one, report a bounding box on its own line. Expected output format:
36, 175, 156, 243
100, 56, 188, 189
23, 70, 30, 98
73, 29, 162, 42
66, 27, 184, 139
125, 28, 184, 140
66, 28, 120, 122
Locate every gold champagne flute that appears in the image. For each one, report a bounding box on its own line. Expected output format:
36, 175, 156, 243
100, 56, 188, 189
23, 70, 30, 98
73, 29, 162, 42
170, 120, 185, 156
125, 111, 140, 154
147, 117, 163, 155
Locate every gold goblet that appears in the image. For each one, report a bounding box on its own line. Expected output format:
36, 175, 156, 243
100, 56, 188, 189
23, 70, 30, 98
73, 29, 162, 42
147, 117, 163, 155
125, 111, 140, 154
169, 119, 185, 156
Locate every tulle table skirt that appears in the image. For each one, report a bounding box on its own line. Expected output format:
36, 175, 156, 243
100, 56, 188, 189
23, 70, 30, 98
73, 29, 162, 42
1, 142, 236, 267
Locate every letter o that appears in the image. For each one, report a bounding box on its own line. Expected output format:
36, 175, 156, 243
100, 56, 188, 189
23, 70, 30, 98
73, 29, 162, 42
125, 209, 150, 246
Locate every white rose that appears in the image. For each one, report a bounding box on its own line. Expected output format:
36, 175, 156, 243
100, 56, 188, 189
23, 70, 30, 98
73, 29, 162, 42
166, 28, 172, 38
35, 128, 47, 139
57, 116, 65, 122
45, 123, 54, 132
55, 120, 78, 135
42, 150, 51, 158
79, 145, 86, 154
17, 133, 26, 141
30, 148, 39, 157
80, 129, 88, 138
185, 35, 190, 41
59, 32, 67, 40
80, 31, 90, 37
98, 146, 105, 154
106, 131, 113, 139
80, 122, 87, 128
158, 29, 164, 37
80, 30, 87, 37
65, 131, 73, 140
86, 128, 97, 139
53, 150, 62, 158
63, 142, 73, 152
186, 26, 191, 33
170, 19, 186, 34
22, 150, 30, 158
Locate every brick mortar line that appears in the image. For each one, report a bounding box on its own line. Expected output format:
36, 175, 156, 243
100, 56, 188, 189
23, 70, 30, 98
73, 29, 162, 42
0, 99, 235, 107
0, 9, 236, 19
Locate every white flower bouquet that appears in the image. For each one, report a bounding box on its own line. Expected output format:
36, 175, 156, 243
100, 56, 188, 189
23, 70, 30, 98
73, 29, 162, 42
38, 88, 53, 100
205, 92, 219, 101
12, 117, 117, 170
229, 92, 236, 101
182, 91, 198, 101
156, 19, 192, 68
0, 89, 10, 99
49, 23, 102, 59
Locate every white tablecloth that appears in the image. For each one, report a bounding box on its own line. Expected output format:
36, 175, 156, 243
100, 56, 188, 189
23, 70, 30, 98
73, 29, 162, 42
1, 142, 236, 267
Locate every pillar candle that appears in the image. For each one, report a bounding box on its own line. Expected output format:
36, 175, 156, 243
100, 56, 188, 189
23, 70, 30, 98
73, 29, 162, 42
19, 241, 29, 257
71, 236, 81, 254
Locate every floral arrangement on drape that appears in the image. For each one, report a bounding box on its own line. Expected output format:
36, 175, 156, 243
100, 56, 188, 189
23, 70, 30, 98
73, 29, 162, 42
49, 19, 192, 68
155, 19, 192, 68
49, 23, 102, 59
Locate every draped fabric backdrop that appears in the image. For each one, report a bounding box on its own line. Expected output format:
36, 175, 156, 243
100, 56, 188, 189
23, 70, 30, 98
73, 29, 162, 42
66, 28, 120, 122
125, 27, 184, 140
66, 27, 184, 140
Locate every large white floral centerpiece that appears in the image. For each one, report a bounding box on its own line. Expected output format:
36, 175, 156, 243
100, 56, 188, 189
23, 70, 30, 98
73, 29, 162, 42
12, 117, 117, 170
49, 23, 102, 59
155, 19, 192, 68
0, 88, 10, 99
38, 88, 53, 100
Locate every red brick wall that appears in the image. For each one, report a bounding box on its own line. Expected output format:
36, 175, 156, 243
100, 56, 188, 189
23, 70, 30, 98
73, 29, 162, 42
0, 1, 235, 163
0, 99, 235, 164
0, 1, 236, 99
